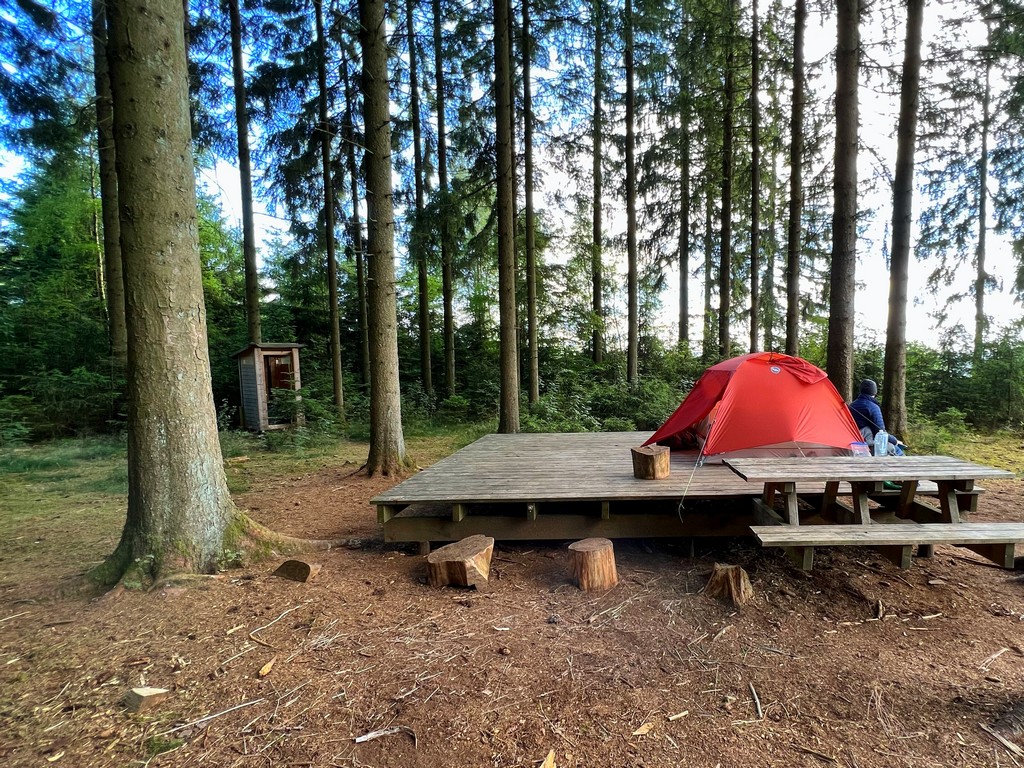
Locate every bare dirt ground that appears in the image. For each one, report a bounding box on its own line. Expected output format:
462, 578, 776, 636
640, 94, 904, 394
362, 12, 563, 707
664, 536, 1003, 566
2, 458, 1024, 767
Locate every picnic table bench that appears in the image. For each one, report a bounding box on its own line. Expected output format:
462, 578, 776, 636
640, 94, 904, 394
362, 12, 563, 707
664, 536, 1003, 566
724, 456, 1020, 570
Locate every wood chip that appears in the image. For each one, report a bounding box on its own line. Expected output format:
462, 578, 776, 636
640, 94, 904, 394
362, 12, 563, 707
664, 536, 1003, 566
258, 657, 277, 678
667, 710, 689, 721
631, 722, 655, 736
539, 750, 556, 768
123, 687, 171, 713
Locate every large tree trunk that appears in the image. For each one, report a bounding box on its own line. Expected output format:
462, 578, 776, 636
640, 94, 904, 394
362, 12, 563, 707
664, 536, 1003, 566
228, 0, 261, 344
495, 0, 520, 433
785, 0, 806, 357
407, 0, 432, 397
591, 0, 604, 365
523, 0, 540, 404
882, 0, 923, 439
92, 0, 126, 367
625, 0, 639, 382
827, 0, 860, 400
433, 0, 456, 397
102, 0, 237, 580
316, 0, 344, 420
361, 0, 411, 474
719, 0, 736, 359
748, 0, 760, 353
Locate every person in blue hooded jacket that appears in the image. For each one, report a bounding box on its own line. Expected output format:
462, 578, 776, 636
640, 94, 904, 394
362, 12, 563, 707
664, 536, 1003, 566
848, 379, 905, 455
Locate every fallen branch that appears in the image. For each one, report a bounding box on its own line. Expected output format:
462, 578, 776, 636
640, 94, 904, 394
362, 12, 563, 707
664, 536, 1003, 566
249, 604, 308, 649
158, 697, 266, 737
791, 743, 838, 764
749, 682, 763, 720
353, 725, 417, 747
981, 723, 1024, 758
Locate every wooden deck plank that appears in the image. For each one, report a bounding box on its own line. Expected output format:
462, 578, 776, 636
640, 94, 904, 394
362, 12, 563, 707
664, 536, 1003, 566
751, 523, 1024, 547
371, 433, 978, 506
725, 456, 1014, 484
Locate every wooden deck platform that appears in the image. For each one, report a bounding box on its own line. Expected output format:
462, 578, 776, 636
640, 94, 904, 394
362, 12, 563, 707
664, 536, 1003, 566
372, 433, 973, 544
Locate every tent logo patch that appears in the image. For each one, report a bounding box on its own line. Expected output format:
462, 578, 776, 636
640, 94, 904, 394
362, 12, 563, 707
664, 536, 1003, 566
770, 366, 781, 374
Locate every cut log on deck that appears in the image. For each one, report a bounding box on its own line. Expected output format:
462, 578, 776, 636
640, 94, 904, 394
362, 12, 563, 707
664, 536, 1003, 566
568, 537, 618, 591
425, 535, 495, 588
631, 445, 670, 479
704, 563, 754, 606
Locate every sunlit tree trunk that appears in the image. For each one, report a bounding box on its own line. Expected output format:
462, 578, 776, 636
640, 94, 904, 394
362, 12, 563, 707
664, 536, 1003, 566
495, 0, 520, 432
228, 0, 261, 344
625, 0, 639, 382
433, 0, 456, 397
316, 0, 344, 420
591, 0, 605, 365
749, 0, 760, 353
343, 63, 371, 389
703, 187, 716, 356
92, 0, 126, 366
101, 0, 237, 581
882, 0, 923, 439
719, 0, 736, 359
360, 0, 412, 473
827, 0, 859, 399
407, 0, 432, 397
523, 0, 540, 404
975, 25, 993, 366
785, 0, 806, 357
678, 115, 690, 347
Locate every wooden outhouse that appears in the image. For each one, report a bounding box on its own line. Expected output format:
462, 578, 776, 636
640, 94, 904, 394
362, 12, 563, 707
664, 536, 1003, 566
232, 343, 303, 431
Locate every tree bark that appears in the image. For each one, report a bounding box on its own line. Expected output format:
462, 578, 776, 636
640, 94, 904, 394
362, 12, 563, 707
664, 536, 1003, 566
719, 0, 736, 359
678, 96, 690, 348
975, 24, 993, 366
407, 0, 432, 397
92, 0, 127, 368
102, 0, 237, 580
433, 0, 456, 397
361, 0, 411, 474
495, 0, 520, 433
228, 0, 261, 345
625, 0, 639, 382
316, 0, 344, 420
827, 0, 860, 400
785, 0, 806, 357
523, 0, 539, 405
569, 538, 618, 591
343, 62, 371, 389
749, 0, 760, 353
883, 0, 923, 440
591, 0, 604, 365
703, 185, 716, 355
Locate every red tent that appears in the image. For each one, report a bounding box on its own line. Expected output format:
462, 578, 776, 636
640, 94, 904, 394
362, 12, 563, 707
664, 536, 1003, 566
643, 352, 864, 460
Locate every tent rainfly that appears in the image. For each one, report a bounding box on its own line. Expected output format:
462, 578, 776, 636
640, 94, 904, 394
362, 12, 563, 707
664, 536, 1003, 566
644, 352, 864, 462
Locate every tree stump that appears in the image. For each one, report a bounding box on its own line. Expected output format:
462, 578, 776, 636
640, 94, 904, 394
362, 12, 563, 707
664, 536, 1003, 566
568, 538, 618, 591
631, 445, 670, 479
704, 563, 754, 607
426, 535, 494, 588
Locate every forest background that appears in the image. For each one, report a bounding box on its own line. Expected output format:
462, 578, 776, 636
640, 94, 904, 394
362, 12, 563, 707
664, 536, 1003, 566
4, 0, 1024, 449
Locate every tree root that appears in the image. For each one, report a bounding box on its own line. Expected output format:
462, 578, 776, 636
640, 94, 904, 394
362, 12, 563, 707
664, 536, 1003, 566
232, 512, 357, 556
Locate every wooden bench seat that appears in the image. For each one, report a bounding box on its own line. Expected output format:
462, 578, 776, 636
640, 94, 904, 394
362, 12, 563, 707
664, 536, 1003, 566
751, 523, 1024, 570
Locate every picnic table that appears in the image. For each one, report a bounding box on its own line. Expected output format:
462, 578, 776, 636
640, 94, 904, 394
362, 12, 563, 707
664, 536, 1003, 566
722, 455, 1022, 569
